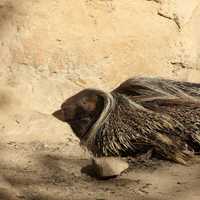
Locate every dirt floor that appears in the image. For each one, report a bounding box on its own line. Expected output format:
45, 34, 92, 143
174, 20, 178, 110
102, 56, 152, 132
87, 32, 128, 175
0, 141, 199, 200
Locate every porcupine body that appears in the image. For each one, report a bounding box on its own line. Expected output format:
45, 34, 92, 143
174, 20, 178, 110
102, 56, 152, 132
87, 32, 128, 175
61, 77, 200, 164
87, 93, 200, 163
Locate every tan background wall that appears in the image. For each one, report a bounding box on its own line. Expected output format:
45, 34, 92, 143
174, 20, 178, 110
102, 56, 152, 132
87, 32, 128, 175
0, 0, 200, 145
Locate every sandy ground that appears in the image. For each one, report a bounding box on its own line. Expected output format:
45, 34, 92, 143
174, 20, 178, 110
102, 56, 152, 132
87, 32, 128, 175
0, 141, 199, 200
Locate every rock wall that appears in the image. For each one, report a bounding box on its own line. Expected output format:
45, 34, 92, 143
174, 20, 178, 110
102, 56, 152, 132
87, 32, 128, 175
0, 0, 200, 150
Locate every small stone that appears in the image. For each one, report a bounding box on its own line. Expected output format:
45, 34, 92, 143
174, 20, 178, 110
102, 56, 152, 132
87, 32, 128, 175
92, 157, 129, 178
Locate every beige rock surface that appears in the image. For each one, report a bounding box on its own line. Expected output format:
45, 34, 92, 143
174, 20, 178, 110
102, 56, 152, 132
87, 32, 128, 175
0, 0, 200, 200
92, 157, 129, 178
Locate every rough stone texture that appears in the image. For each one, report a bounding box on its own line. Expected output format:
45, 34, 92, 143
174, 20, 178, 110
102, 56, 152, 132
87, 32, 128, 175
1, 0, 200, 141
92, 157, 129, 178
0, 1, 200, 200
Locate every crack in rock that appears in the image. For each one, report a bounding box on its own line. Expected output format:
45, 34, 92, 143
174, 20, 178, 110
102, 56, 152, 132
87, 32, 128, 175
146, 0, 161, 3
158, 11, 181, 30
170, 62, 187, 69
170, 62, 199, 72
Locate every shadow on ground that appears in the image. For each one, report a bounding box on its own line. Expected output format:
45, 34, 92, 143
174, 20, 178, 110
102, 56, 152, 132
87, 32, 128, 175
0, 143, 199, 200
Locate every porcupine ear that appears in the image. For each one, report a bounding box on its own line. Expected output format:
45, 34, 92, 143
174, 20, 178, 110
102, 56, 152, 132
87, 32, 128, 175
80, 90, 105, 114
80, 89, 115, 118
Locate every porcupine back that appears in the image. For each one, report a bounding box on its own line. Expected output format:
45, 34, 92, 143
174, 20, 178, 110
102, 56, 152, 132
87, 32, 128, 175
141, 98, 200, 152
114, 77, 200, 101
92, 93, 200, 164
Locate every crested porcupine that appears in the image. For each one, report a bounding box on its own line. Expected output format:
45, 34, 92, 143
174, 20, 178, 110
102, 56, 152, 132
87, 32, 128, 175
60, 77, 200, 164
